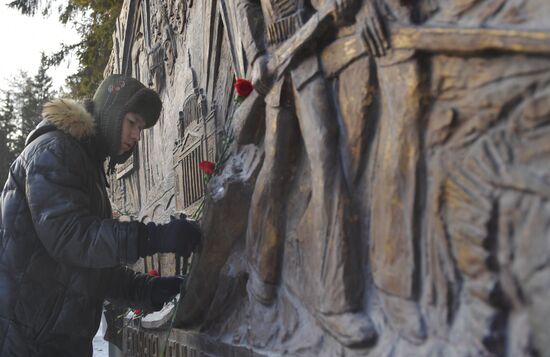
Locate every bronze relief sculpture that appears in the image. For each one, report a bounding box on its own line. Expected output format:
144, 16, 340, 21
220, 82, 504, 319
105, 0, 550, 355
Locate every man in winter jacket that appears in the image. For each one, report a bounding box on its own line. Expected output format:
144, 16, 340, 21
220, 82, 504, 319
0, 74, 201, 356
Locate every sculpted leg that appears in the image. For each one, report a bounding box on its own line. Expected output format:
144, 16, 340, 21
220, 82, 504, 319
246, 99, 298, 305
292, 71, 377, 347
370, 53, 426, 342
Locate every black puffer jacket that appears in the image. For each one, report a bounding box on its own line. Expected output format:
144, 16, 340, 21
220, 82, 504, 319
0, 99, 155, 356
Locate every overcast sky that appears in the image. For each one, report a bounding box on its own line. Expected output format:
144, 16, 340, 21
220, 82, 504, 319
0, 2, 81, 92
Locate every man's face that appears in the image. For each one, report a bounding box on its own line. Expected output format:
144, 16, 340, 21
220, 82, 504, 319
119, 112, 146, 155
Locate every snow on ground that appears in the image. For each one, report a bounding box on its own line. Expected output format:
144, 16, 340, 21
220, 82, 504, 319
92, 332, 109, 357
92, 316, 109, 357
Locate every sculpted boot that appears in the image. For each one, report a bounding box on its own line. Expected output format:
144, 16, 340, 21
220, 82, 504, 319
315, 310, 378, 347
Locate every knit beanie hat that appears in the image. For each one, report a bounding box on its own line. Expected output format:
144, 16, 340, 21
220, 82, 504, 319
92, 74, 162, 163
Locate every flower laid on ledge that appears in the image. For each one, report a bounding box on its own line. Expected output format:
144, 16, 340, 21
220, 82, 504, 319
199, 160, 216, 176
234, 78, 253, 102
148, 269, 159, 277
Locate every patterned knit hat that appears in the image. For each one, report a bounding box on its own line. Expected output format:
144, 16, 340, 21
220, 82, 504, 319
92, 74, 162, 162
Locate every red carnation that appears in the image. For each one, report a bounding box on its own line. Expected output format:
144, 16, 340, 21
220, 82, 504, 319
199, 161, 216, 176
234, 78, 253, 97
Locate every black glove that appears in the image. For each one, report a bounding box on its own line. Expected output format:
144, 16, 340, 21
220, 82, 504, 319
139, 217, 201, 257
150, 275, 186, 310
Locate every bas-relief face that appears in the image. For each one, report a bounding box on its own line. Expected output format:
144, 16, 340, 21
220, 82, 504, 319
119, 112, 146, 155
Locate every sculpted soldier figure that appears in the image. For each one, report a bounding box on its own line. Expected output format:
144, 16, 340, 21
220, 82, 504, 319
148, 6, 167, 91
368, 0, 437, 344
236, 0, 388, 347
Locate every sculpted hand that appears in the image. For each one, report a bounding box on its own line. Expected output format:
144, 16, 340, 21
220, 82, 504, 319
145, 217, 201, 257
357, 2, 389, 57
250, 54, 273, 97
334, 0, 358, 25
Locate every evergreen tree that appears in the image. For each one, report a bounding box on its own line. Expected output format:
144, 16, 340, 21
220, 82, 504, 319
11, 54, 56, 150
0, 92, 17, 185
6, 71, 29, 156
15, 72, 38, 146
33, 53, 55, 109
2, 55, 57, 162
9, 0, 123, 98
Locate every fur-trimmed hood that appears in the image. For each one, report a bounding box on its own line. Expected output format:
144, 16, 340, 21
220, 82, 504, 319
41, 99, 95, 140
35, 75, 161, 166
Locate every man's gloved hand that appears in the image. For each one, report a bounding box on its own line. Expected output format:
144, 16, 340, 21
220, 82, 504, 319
139, 216, 201, 257
150, 275, 186, 310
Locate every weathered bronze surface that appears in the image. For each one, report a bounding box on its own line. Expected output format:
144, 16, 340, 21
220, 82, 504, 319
107, 0, 550, 355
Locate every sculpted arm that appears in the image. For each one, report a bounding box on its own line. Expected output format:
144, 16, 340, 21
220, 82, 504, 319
236, 0, 266, 68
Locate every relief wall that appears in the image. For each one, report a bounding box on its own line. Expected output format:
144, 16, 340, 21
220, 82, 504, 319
105, 0, 550, 356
